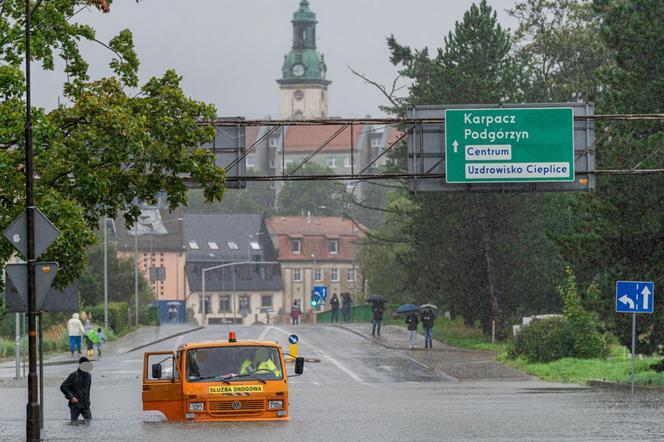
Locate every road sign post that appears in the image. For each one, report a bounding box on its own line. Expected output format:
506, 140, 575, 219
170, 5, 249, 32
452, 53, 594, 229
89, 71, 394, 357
615, 281, 655, 397
445, 107, 575, 184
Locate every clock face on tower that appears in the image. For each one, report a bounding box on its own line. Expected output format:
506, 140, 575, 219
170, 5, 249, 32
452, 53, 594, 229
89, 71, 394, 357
294, 90, 304, 100
291, 63, 305, 77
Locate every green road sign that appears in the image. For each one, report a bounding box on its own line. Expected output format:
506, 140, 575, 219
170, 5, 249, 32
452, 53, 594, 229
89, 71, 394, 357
445, 107, 575, 183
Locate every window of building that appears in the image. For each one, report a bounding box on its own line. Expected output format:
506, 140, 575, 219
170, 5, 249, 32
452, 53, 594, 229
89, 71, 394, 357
285, 159, 294, 168
371, 135, 382, 148
188, 241, 199, 250
293, 268, 302, 282
249, 241, 261, 251
208, 241, 219, 250
292, 239, 301, 254
331, 268, 339, 282
246, 158, 255, 169
261, 295, 273, 308
314, 268, 322, 281
269, 159, 276, 169
329, 240, 338, 254
326, 157, 337, 168
347, 268, 355, 282
344, 157, 353, 168
219, 295, 231, 313
227, 241, 239, 250
269, 137, 279, 148
199, 296, 212, 314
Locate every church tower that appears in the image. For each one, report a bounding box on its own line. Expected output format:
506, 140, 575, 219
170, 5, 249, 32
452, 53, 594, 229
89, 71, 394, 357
278, 1, 331, 119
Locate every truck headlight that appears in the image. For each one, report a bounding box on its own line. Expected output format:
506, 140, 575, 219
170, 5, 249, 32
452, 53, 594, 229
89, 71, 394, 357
189, 402, 205, 412
268, 400, 284, 410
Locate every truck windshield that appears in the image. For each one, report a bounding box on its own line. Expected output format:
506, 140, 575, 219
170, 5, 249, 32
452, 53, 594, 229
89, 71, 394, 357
186, 346, 283, 382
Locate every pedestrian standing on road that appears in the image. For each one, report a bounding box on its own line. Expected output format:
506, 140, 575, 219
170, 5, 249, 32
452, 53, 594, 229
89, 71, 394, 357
406, 311, 419, 349
67, 313, 86, 356
290, 302, 301, 325
96, 328, 107, 357
420, 308, 436, 349
342, 293, 352, 322
371, 302, 384, 336
330, 294, 340, 323
60, 356, 93, 423
84, 318, 92, 333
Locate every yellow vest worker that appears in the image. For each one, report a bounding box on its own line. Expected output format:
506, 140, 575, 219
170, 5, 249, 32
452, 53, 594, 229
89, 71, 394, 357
240, 348, 282, 377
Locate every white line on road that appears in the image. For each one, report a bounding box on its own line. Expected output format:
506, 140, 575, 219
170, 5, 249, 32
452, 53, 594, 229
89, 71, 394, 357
317, 349, 364, 383
393, 350, 458, 383
172, 335, 185, 352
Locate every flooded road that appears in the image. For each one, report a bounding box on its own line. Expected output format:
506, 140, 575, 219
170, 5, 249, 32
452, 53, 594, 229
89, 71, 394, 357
1, 325, 663, 441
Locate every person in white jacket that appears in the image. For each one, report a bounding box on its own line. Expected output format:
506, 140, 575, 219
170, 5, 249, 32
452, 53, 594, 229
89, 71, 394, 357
67, 313, 86, 355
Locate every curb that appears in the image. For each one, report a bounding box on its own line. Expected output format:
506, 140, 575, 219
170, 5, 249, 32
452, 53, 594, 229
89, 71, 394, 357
123, 326, 204, 354
586, 379, 664, 391
332, 324, 399, 350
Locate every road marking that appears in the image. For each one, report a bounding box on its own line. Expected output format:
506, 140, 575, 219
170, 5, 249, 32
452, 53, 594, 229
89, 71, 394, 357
377, 365, 393, 372
123, 359, 143, 363
317, 349, 364, 383
172, 335, 184, 352
257, 326, 273, 341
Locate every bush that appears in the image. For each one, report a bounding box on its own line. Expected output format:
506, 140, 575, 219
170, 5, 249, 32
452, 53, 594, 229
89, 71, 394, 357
509, 317, 576, 362
509, 267, 609, 363
87, 302, 130, 333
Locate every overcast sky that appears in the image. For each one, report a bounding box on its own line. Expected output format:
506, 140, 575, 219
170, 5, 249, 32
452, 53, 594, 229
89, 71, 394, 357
33, 0, 519, 118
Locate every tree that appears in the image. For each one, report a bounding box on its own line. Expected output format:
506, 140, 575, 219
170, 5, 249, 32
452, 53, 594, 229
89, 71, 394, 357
377, 1, 568, 332
276, 162, 347, 216
0, 2, 225, 287
555, 0, 664, 354
509, 0, 611, 103
77, 239, 153, 308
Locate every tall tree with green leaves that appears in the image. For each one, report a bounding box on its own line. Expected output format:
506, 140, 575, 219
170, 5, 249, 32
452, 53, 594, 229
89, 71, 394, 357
509, 0, 611, 103
0, 1, 225, 294
363, 0, 568, 332
556, 0, 664, 353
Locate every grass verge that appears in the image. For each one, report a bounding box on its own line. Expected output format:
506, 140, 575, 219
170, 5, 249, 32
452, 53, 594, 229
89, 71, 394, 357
500, 346, 664, 386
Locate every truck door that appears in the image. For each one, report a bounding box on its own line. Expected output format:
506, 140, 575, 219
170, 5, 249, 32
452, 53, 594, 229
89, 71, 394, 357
142, 351, 184, 421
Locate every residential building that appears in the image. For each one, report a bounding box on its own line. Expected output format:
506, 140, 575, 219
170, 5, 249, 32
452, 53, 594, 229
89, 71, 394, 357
184, 214, 283, 326
266, 215, 363, 320
116, 208, 186, 324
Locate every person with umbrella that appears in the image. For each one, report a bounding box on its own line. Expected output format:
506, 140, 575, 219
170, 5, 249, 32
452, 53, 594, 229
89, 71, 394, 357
371, 301, 385, 337
420, 304, 437, 349
405, 309, 419, 349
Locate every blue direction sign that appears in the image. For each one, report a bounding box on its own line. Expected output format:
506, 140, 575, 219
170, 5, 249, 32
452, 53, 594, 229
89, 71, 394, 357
288, 334, 299, 345
616, 281, 654, 313
313, 286, 328, 303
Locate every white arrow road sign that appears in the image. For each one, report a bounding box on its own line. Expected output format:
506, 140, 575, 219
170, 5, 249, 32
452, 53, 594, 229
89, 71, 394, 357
619, 294, 635, 310
452, 140, 459, 153
642, 285, 651, 310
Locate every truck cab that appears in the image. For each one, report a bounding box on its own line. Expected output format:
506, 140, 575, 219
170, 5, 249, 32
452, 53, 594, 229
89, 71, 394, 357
142, 332, 304, 421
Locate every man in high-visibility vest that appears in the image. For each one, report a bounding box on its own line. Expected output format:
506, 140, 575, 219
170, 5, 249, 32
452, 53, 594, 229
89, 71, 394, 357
240, 348, 281, 378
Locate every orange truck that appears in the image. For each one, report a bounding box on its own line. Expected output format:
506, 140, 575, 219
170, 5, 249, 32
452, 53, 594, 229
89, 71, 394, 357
142, 331, 304, 421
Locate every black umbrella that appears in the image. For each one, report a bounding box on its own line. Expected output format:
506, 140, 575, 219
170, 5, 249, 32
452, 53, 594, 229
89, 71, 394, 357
366, 295, 386, 303
396, 303, 420, 314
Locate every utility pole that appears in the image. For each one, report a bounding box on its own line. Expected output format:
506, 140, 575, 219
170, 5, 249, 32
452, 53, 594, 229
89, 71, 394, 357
134, 225, 139, 326
24, 0, 40, 438
103, 217, 109, 330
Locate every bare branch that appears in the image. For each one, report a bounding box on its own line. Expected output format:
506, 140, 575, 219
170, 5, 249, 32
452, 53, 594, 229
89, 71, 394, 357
347, 65, 405, 112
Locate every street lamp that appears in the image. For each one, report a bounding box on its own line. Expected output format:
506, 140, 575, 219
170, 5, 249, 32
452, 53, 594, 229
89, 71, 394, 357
311, 253, 317, 324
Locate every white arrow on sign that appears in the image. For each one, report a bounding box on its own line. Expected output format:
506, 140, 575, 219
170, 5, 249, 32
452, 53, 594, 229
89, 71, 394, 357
642, 286, 651, 310
452, 140, 459, 153
619, 294, 635, 310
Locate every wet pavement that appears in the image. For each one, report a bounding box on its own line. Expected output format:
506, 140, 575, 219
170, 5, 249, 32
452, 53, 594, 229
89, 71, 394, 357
1, 324, 663, 441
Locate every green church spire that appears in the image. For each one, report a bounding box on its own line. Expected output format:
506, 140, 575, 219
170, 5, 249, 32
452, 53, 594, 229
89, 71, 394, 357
278, 0, 330, 85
